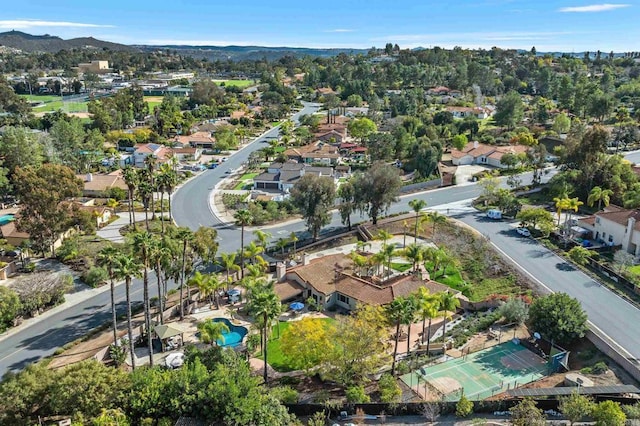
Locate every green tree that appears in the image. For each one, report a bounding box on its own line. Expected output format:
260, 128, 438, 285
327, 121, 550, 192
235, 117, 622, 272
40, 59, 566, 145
247, 282, 281, 383
219, 252, 240, 288
426, 211, 447, 240
588, 186, 613, 210
553, 113, 571, 134
49, 118, 86, 172
197, 319, 230, 347
337, 178, 358, 231
408, 199, 427, 244
592, 400, 626, 426
290, 174, 336, 240
192, 226, 219, 267
131, 231, 155, 366
455, 391, 474, 417
0, 286, 21, 332
451, 134, 468, 151
175, 227, 194, 320
528, 293, 588, 345
509, 398, 546, 426
97, 245, 121, 345
378, 373, 402, 403
122, 166, 140, 230
280, 317, 333, 373
0, 126, 45, 174
559, 391, 594, 426
345, 385, 370, 403
517, 207, 554, 232
386, 296, 416, 375
234, 209, 253, 278
568, 246, 592, 266
439, 291, 461, 355
14, 164, 83, 256
498, 297, 529, 325
112, 253, 140, 369
347, 117, 377, 143
415, 287, 441, 355
494, 90, 524, 130
353, 162, 403, 224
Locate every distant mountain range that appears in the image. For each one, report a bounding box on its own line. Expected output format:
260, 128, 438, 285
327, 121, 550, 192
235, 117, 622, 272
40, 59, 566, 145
0, 30, 134, 53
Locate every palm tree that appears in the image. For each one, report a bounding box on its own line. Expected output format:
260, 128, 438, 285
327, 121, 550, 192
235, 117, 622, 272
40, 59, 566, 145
415, 288, 441, 355
588, 186, 613, 210
349, 251, 368, 276
247, 282, 281, 383
138, 180, 153, 231
386, 296, 414, 375
189, 271, 213, 307
553, 196, 570, 227
275, 238, 288, 256
175, 227, 194, 320
197, 320, 229, 347
376, 229, 393, 248
158, 162, 178, 223
131, 231, 155, 366
439, 291, 461, 356
403, 243, 424, 273
150, 237, 171, 324
97, 245, 120, 345
253, 229, 271, 248
209, 274, 226, 310
565, 197, 584, 234
427, 211, 447, 241
244, 241, 264, 265
380, 243, 396, 279
122, 166, 139, 230
219, 252, 240, 289
234, 209, 253, 278
113, 253, 142, 370
144, 155, 158, 220
409, 199, 427, 244
289, 232, 299, 258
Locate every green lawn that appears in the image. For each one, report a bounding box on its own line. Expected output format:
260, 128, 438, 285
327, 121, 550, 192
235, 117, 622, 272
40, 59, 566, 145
214, 79, 256, 88
470, 277, 527, 302
425, 262, 467, 291
233, 172, 258, 190
261, 318, 336, 372
20, 94, 61, 102
628, 265, 640, 275
391, 262, 413, 272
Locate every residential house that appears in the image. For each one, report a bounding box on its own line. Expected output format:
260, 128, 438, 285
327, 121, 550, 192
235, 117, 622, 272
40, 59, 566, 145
451, 141, 529, 168
316, 130, 345, 145
427, 86, 451, 96
174, 131, 216, 149
172, 147, 202, 162
275, 253, 454, 311
578, 205, 640, 254
445, 106, 489, 119
75, 170, 128, 197
316, 87, 338, 97
133, 143, 173, 167
284, 143, 340, 165
253, 162, 334, 192
62, 199, 113, 228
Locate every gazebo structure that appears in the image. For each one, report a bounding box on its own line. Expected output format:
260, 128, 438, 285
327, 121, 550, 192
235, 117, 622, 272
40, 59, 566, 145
155, 322, 188, 352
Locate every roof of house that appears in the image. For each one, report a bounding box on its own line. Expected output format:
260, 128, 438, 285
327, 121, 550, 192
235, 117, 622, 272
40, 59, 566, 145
591, 206, 640, 231
174, 131, 215, 146
451, 142, 528, 160
75, 171, 128, 193
0, 222, 29, 239
274, 280, 305, 301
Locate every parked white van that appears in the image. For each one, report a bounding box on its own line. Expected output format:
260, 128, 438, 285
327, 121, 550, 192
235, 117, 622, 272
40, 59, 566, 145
486, 209, 502, 220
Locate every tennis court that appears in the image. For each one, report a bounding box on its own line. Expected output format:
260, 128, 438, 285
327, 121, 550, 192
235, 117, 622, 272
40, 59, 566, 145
401, 341, 550, 401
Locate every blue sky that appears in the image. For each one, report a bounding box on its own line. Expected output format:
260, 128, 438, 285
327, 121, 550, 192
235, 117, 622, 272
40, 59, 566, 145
2, 1, 639, 51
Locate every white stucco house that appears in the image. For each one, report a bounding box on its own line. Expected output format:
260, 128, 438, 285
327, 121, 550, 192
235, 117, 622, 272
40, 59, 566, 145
578, 205, 640, 255
451, 141, 529, 168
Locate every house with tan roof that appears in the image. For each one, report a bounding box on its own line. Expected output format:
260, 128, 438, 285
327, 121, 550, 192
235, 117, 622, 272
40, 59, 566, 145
174, 131, 216, 149
253, 161, 334, 192
275, 253, 455, 311
133, 143, 173, 167
75, 170, 128, 197
451, 141, 529, 168
284, 142, 341, 165
578, 205, 640, 254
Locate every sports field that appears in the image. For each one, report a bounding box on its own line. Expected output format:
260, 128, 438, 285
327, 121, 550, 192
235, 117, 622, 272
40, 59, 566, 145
401, 341, 549, 401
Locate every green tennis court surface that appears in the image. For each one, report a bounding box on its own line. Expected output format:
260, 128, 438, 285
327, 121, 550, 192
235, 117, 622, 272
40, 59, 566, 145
401, 341, 550, 401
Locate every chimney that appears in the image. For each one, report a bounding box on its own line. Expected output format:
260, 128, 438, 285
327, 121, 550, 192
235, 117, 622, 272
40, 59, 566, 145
302, 253, 310, 266
276, 262, 286, 281
86, 173, 93, 182
473, 141, 479, 149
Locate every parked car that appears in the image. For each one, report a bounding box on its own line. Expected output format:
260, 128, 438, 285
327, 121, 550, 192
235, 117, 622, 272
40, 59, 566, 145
486, 209, 502, 220
220, 157, 228, 162
208, 163, 218, 169
516, 227, 531, 237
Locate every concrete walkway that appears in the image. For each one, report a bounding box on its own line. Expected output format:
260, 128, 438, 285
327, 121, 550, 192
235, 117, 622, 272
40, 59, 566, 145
97, 212, 152, 243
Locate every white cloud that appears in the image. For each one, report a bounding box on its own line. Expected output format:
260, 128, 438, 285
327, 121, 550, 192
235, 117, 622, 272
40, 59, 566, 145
558, 3, 630, 12
324, 29, 354, 33
0, 19, 114, 29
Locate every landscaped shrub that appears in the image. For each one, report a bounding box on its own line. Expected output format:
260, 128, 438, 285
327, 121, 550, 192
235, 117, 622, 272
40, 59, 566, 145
378, 373, 401, 403
10, 272, 73, 317
345, 385, 370, 403
0, 286, 21, 331
82, 266, 109, 287
270, 386, 299, 404
456, 391, 474, 417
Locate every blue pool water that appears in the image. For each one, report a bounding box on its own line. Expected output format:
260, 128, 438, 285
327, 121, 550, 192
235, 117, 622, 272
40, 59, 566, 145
0, 214, 15, 226
213, 317, 248, 347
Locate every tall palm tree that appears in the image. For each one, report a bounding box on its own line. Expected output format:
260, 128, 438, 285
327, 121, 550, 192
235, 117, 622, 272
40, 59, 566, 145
175, 227, 194, 320
588, 186, 613, 210
208, 274, 226, 310
415, 288, 441, 356
219, 252, 240, 289
275, 238, 288, 256
244, 241, 264, 265
386, 296, 414, 375
439, 291, 461, 356
247, 282, 281, 383
409, 199, 427, 244
113, 253, 142, 370
289, 232, 299, 257
376, 229, 393, 248
234, 209, 253, 278
380, 243, 396, 279
131, 231, 155, 366
150, 237, 171, 324
144, 155, 158, 220
253, 229, 271, 248
189, 271, 214, 307
349, 251, 368, 276
155, 170, 168, 235
565, 197, 584, 233
97, 245, 120, 345
402, 243, 424, 273
197, 320, 229, 347
427, 211, 448, 241
138, 180, 153, 231
122, 166, 139, 230
157, 162, 178, 223
553, 196, 570, 227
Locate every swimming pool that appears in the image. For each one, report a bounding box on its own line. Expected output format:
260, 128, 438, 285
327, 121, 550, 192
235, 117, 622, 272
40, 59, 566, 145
0, 214, 15, 226
212, 317, 248, 347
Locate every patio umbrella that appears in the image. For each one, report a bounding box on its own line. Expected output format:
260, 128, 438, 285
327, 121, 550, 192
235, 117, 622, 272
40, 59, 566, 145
165, 352, 184, 369
290, 302, 304, 311
228, 289, 241, 297
155, 323, 188, 340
